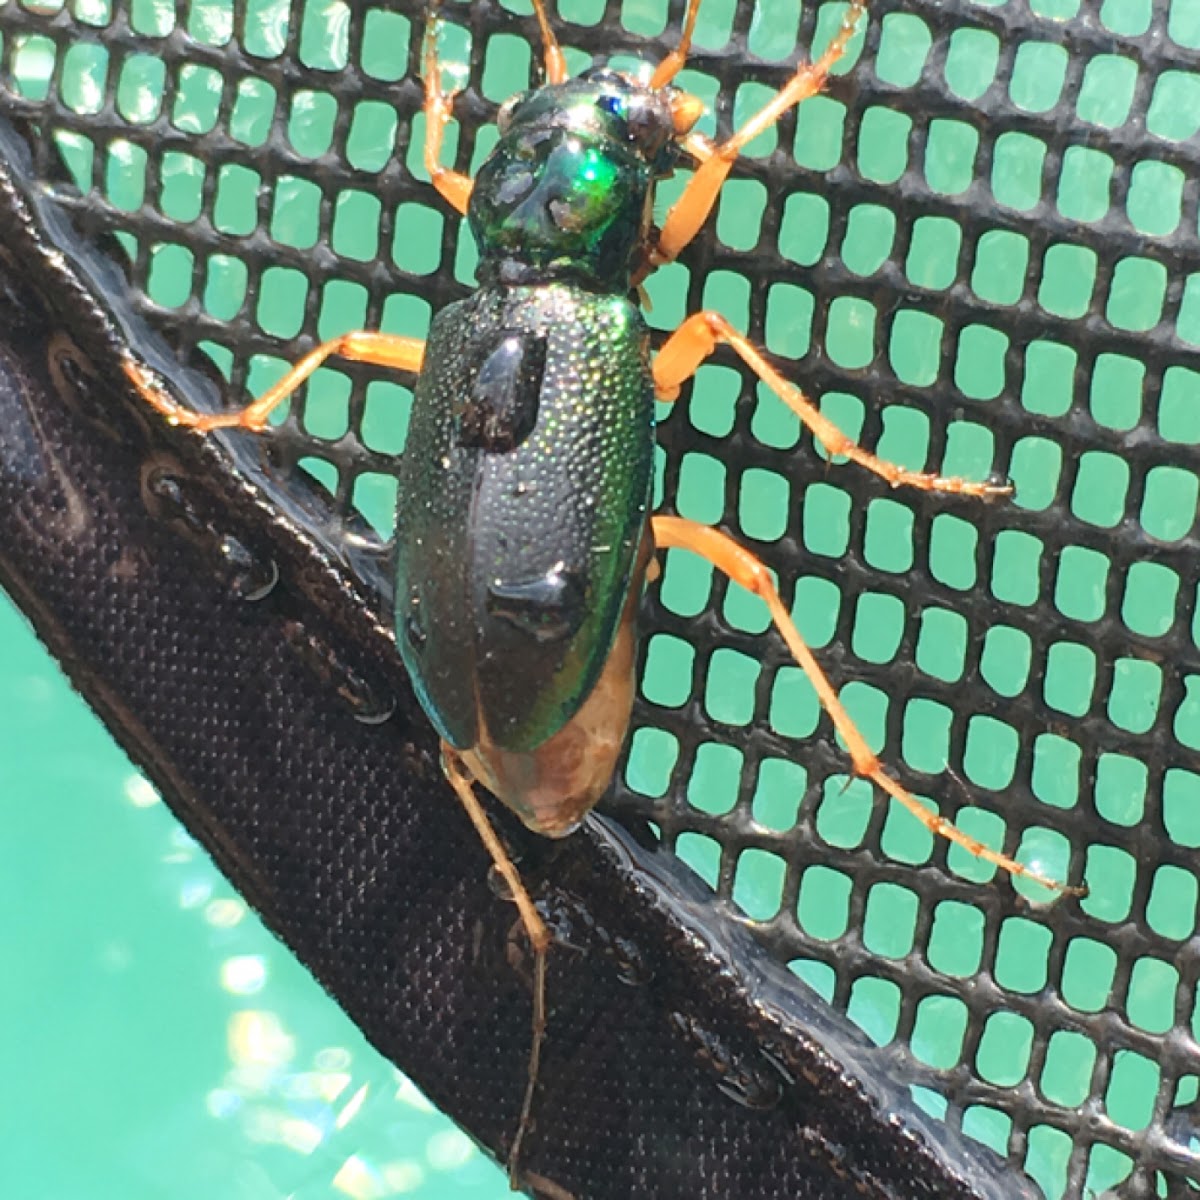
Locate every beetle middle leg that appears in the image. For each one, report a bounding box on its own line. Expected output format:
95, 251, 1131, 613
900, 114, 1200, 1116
441, 747, 550, 1185
654, 311, 1012, 499
123, 333, 425, 432
650, 516, 1081, 895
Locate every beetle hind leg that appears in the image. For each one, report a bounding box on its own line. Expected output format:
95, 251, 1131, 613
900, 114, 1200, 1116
441, 747, 550, 1185
650, 515, 1083, 896
653, 311, 1011, 499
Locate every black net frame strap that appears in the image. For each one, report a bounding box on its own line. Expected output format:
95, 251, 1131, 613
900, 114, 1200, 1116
0, 118, 1025, 1200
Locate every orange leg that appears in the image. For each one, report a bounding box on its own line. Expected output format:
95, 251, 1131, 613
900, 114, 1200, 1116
651, 515, 1081, 895
442, 747, 550, 1185
530, 0, 568, 84
422, 15, 474, 215
652, 0, 867, 269
123, 332, 425, 433
653, 311, 1011, 499
649, 0, 703, 88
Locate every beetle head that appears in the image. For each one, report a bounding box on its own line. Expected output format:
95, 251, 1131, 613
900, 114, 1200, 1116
469, 71, 703, 290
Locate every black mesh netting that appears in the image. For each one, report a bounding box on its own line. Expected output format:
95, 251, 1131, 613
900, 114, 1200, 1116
0, 1, 1198, 1197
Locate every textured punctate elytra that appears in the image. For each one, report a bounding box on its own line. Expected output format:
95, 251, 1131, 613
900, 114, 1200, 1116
395, 282, 653, 775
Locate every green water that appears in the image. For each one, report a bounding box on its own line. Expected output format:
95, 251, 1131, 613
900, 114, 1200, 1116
0, 594, 507, 1199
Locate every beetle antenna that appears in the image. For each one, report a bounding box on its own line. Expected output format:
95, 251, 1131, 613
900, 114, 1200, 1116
530, 0, 568, 84
650, 0, 702, 88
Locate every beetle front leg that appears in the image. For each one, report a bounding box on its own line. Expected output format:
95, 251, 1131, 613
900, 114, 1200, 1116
653, 311, 1011, 499
650, 516, 1082, 896
124, 332, 425, 433
441, 746, 550, 1186
650, 0, 866, 269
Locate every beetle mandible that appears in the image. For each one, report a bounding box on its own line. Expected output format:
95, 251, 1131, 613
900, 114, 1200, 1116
123, 0, 1079, 1182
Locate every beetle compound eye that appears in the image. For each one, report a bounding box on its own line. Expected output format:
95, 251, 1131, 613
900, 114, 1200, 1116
625, 96, 673, 158
597, 92, 627, 121
668, 89, 705, 137
496, 94, 521, 134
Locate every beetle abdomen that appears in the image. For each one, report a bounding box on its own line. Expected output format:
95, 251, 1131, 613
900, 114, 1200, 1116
395, 283, 655, 756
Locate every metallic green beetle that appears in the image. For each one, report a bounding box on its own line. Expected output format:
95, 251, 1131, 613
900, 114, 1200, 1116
397, 74, 689, 837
